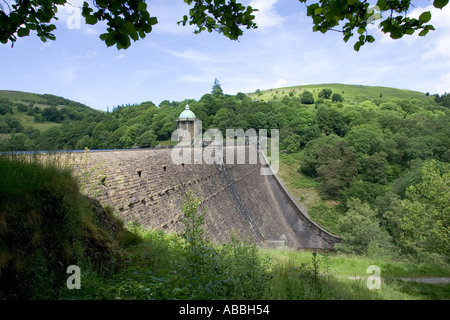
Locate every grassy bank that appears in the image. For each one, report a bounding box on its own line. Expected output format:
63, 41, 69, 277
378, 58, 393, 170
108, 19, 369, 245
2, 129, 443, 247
0, 154, 134, 299
60, 226, 450, 300
277, 152, 342, 235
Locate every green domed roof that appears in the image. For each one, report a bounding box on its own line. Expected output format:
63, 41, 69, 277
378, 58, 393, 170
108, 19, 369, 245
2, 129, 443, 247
179, 104, 196, 119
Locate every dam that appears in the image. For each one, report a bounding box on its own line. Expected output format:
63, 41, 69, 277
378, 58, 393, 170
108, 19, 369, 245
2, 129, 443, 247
69, 145, 340, 250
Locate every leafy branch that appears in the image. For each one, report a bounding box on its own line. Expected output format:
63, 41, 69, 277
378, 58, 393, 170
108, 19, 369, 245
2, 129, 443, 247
299, 0, 447, 51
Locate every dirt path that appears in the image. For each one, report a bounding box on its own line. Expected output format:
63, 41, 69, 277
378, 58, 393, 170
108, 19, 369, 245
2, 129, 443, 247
347, 276, 450, 284
396, 277, 450, 284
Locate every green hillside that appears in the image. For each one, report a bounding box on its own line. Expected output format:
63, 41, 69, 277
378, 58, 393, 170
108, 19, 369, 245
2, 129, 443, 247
0, 90, 92, 105
0, 89, 101, 120
1, 91, 58, 132
247, 83, 430, 102
0, 90, 103, 150
0, 90, 54, 106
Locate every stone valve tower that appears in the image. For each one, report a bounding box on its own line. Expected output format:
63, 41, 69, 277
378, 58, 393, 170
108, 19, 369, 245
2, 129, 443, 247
176, 103, 199, 145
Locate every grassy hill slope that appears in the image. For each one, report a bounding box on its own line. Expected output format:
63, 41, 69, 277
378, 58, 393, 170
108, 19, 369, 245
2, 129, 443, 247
0, 90, 94, 109
0, 90, 102, 132
0, 90, 105, 150
0, 90, 54, 106
247, 83, 430, 102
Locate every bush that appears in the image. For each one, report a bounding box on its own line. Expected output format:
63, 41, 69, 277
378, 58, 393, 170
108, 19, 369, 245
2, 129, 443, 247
0, 99, 13, 115
219, 233, 271, 299
332, 93, 344, 102
162, 190, 271, 299
16, 103, 28, 112
336, 198, 394, 256
386, 160, 449, 263
318, 88, 332, 99
301, 91, 315, 104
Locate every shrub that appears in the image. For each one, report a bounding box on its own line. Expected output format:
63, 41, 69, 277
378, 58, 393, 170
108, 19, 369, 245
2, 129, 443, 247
318, 88, 332, 99
301, 91, 315, 104
165, 189, 271, 299
336, 198, 394, 256
386, 160, 449, 263
332, 93, 344, 102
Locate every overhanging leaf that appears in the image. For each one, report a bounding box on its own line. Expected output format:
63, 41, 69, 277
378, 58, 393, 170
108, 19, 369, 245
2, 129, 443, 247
418, 11, 432, 23
433, 0, 449, 9
17, 28, 30, 37
137, 1, 147, 11
99, 33, 109, 41
314, 8, 324, 14
125, 21, 138, 41
418, 29, 429, 36
85, 15, 97, 25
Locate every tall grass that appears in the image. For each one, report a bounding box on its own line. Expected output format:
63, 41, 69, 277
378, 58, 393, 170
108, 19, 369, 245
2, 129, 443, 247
61, 226, 450, 300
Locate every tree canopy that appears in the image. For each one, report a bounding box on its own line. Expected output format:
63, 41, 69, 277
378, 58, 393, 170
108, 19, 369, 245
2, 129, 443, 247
1, 0, 447, 50
0, 0, 257, 49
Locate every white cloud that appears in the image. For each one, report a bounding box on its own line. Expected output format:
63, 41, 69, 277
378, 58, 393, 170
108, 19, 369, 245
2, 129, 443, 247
56, 65, 77, 84
272, 78, 287, 88
54, 1, 103, 37
250, 0, 286, 29
419, 5, 450, 60
413, 70, 450, 95
113, 53, 125, 61
174, 75, 211, 84
55, 1, 84, 25
430, 72, 450, 94
167, 49, 216, 63
150, 0, 196, 35
82, 26, 100, 36
128, 69, 158, 89
64, 50, 98, 61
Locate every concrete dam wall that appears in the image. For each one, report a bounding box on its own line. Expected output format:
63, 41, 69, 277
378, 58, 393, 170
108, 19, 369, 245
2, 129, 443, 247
69, 146, 340, 250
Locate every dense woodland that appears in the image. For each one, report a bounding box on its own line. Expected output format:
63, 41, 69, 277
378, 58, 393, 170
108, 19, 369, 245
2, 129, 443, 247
0, 83, 449, 263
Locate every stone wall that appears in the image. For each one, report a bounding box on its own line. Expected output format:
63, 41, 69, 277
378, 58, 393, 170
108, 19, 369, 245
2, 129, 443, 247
68, 146, 340, 249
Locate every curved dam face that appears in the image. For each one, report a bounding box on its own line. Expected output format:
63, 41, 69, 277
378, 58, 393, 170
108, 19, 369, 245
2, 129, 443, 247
70, 146, 339, 250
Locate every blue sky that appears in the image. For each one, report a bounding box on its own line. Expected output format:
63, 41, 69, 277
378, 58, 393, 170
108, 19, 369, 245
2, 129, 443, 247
1, 0, 449, 111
